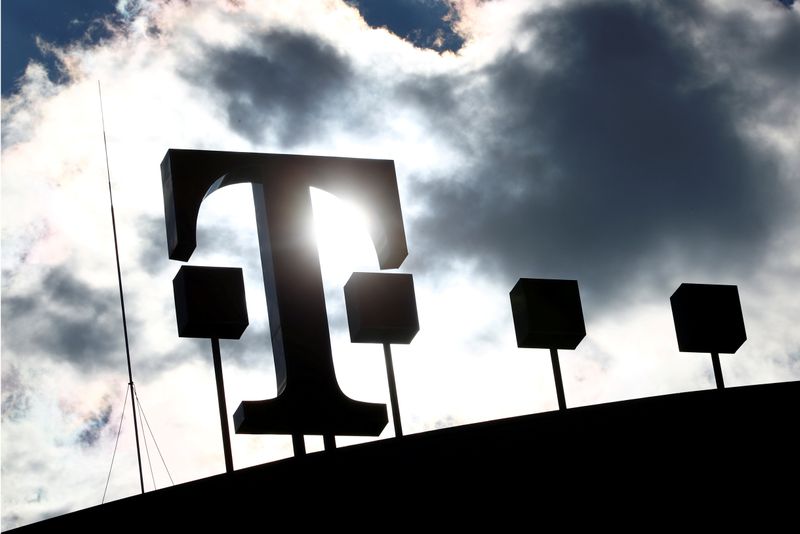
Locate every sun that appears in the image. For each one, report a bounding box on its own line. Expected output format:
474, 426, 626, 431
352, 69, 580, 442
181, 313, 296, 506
310, 187, 379, 285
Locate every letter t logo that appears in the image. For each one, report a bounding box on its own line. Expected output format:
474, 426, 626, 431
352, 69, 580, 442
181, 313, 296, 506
161, 149, 408, 437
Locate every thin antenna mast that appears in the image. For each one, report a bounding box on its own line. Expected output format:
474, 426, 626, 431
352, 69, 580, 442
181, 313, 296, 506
98, 81, 145, 495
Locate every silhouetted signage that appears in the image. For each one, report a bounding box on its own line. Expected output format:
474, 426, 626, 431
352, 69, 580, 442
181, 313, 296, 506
162, 149, 750, 446
670, 283, 746, 354
670, 283, 747, 389
161, 149, 409, 437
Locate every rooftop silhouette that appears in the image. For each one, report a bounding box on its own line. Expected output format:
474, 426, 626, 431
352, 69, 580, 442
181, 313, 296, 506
10, 380, 798, 531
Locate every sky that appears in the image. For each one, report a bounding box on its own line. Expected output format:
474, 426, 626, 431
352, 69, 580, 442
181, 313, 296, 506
1, 0, 798, 528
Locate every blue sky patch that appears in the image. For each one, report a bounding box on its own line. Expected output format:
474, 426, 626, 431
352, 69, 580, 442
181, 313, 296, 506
346, 0, 464, 52
1, 0, 119, 96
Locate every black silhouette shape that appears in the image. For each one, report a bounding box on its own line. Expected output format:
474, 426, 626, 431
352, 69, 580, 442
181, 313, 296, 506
173, 265, 249, 472
162, 149, 408, 453
670, 283, 746, 389
510, 278, 586, 410
173, 266, 249, 340
14, 380, 800, 530
344, 272, 419, 437
344, 273, 419, 344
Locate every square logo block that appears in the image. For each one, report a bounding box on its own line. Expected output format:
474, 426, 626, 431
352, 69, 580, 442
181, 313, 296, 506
510, 278, 586, 350
173, 266, 249, 339
344, 272, 419, 344
670, 283, 746, 354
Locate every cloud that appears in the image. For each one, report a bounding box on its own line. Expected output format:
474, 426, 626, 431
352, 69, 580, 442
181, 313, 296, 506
1, 267, 138, 370
406, 1, 795, 306
135, 215, 173, 276
136, 213, 261, 277
756, 13, 800, 81
76, 402, 113, 447
1, 365, 32, 422
192, 30, 356, 145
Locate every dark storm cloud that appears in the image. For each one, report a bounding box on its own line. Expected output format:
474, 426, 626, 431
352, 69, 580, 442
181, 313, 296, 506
757, 12, 800, 85
191, 30, 355, 145
394, 73, 477, 153
1, 267, 136, 370
704, 5, 800, 91
406, 1, 792, 305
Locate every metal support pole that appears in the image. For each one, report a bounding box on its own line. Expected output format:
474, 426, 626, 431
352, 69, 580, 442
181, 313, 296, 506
710, 352, 725, 389
211, 338, 233, 473
128, 382, 145, 493
384, 344, 403, 437
323, 434, 336, 451
292, 434, 306, 456
550, 348, 567, 411
99, 82, 144, 494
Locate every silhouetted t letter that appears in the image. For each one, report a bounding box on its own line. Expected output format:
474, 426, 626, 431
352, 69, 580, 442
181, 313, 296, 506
161, 149, 408, 436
